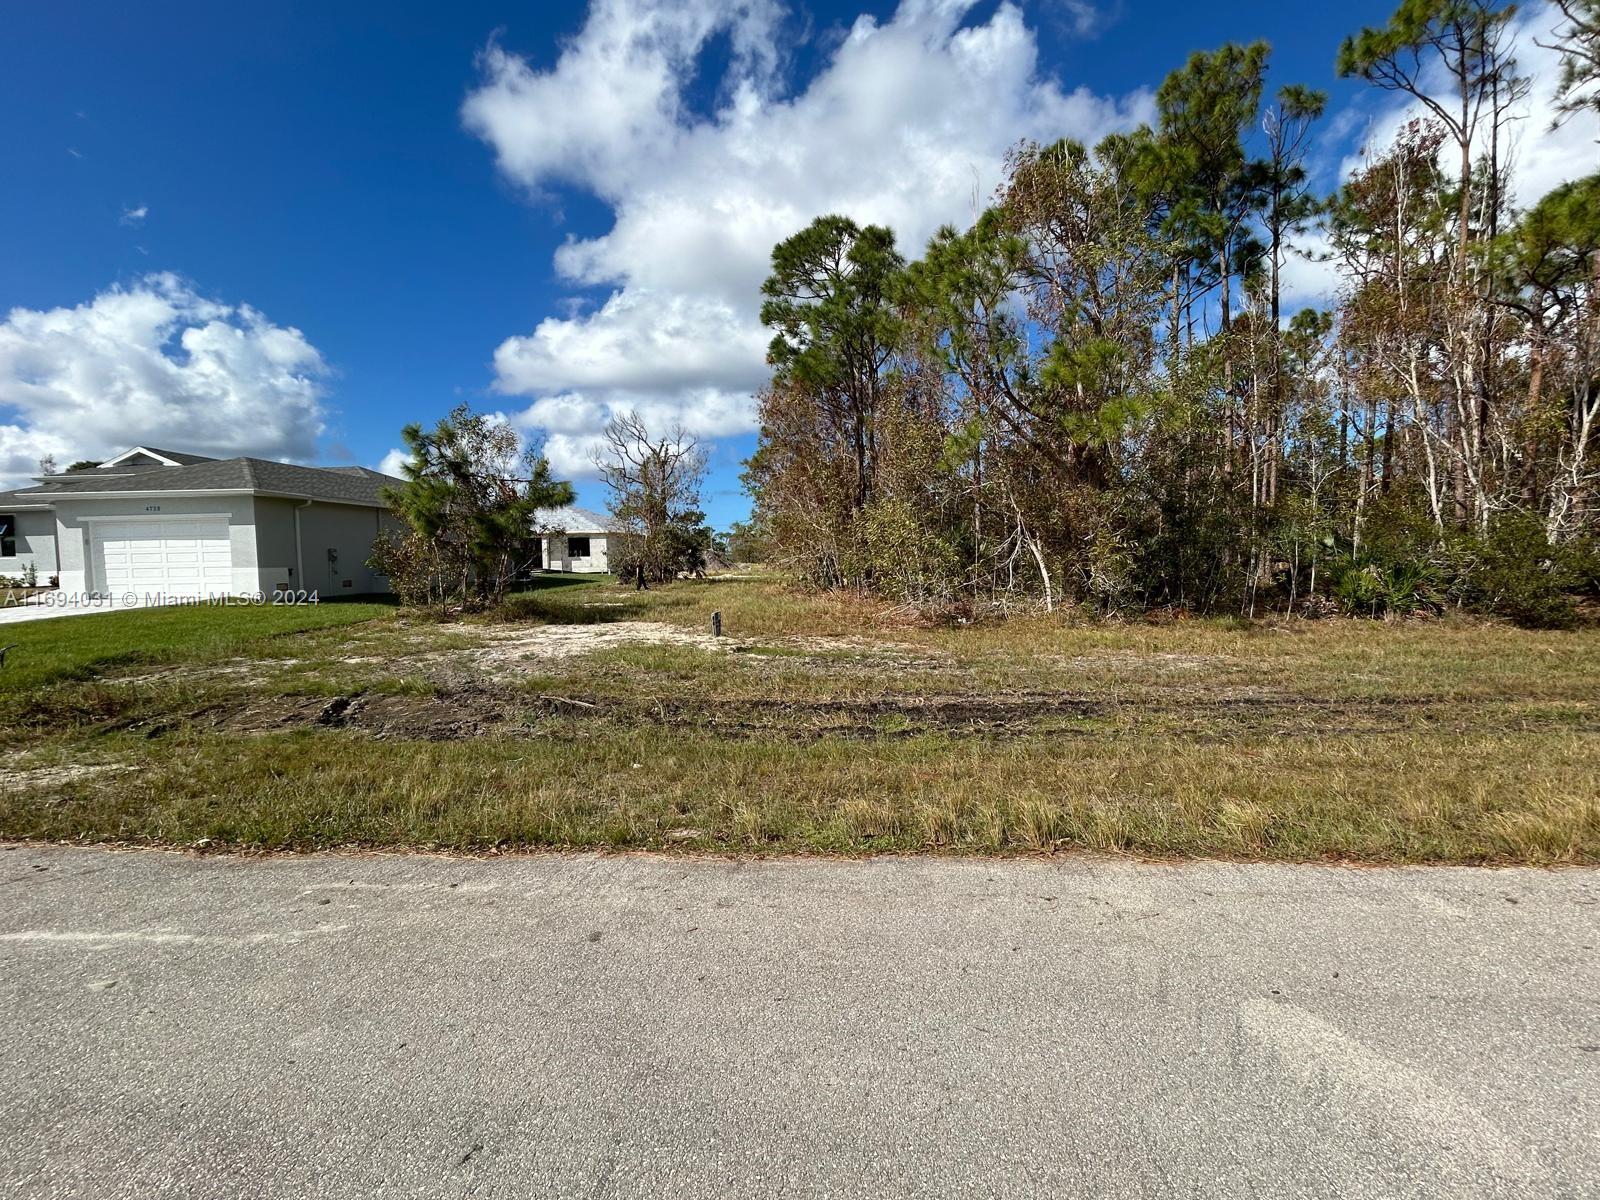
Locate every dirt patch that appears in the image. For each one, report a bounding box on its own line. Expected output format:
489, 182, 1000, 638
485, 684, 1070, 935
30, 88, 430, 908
665, 693, 1105, 738
1041, 651, 1248, 672
5, 762, 133, 789
177, 685, 1105, 742
105, 621, 954, 691
471, 622, 740, 668
464, 622, 955, 677
769, 636, 951, 670
191, 689, 508, 741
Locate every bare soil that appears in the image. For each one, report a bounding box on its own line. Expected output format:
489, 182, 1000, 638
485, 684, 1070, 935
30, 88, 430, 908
470, 622, 737, 665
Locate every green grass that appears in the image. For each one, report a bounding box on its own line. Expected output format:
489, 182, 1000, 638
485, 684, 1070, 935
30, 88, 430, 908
1, 573, 1596, 863
0, 599, 396, 694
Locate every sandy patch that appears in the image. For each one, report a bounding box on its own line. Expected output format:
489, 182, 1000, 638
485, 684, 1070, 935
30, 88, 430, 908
7, 762, 133, 789
469, 622, 956, 674
472, 621, 745, 667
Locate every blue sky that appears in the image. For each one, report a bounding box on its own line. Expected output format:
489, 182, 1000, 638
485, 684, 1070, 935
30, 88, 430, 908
1, 0, 1586, 527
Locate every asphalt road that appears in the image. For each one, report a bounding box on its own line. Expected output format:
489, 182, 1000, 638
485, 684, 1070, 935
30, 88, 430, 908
1, 846, 1596, 1199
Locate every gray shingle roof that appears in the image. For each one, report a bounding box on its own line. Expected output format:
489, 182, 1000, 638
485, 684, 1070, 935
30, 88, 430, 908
532, 505, 619, 533
15, 457, 404, 508
0, 490, 55, 510
83, 447, 220, 473
138, 447, 219, 465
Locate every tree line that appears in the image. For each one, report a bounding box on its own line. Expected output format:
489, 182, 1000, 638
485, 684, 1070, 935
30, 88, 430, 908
745, 0, 1600, 626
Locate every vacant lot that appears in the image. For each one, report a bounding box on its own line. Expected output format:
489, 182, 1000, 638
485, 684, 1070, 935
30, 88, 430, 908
1, 576, 1595, 862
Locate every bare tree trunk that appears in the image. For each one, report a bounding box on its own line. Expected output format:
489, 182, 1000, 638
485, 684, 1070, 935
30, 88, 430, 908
1524, 332, 1545, 507
1027, 535, 1054, 614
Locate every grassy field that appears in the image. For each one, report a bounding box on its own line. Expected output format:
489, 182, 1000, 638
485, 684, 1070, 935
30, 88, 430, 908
0, 599, 396, 694
1, 575, 1595, 863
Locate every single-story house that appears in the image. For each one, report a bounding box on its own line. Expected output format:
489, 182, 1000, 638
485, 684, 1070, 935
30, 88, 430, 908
0, 446, 406, 598
533, 505, 622, 574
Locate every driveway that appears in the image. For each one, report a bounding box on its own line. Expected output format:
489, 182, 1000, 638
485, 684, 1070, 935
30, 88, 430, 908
0, 594, 155, 625
2, 847, 1595, 1198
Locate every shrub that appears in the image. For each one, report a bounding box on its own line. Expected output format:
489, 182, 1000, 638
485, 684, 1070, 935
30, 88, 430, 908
1444, 517, 1595, 630
1331, 558, 1443, 617
845, 498, 962, 603
367, 531, 463, 611
607, 521, 714, 583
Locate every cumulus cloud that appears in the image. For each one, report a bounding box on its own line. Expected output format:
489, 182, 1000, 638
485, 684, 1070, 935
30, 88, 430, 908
376, 447, 412, 478
1279, 229, 1342, 312
465, 0, 1149, 474
511, 385, 758, 477
1483, 2, 1597, 208
120, 204, 148, 226
0, 273, 327, 487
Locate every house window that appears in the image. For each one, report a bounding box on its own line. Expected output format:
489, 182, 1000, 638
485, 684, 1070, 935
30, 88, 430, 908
568, 536, 591, 558
0, 514, 14, 559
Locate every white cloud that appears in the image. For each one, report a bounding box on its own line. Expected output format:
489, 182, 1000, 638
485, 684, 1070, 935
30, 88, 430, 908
537, 432, 609, 480
465, 0, 1149, 466
510, 385, 757, 478
1279, 229, 1341, 311
1051, 0, 1114, 38
0, 273, 328, 487
377, 447, 412, 478
120, 204, 148, 226
1499, 4, 1600, 208
493, 289, 768, 395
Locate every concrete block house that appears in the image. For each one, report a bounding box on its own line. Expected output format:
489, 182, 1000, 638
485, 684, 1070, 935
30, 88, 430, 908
533, 505, 621, 574
0, 446, 406, 598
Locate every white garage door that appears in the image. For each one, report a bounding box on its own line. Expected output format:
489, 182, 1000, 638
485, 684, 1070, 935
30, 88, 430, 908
94, 519, 234, 598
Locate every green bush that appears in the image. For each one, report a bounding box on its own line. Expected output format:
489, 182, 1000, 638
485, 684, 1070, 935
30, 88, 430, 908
1444, 517, 1595, 630
1331, 556, 1443, 617
846, 497, 962, 603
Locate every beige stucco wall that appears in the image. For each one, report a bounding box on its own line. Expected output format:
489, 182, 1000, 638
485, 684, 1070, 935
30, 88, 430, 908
251, 497, 300, 592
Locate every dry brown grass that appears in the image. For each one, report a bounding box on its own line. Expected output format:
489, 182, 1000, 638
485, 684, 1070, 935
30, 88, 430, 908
2, 573, 1596, 862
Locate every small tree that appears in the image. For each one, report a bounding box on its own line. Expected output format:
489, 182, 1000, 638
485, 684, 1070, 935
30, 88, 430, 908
374, 404, 572, 610
725, 518, 769, 564
595, 411, 708, 582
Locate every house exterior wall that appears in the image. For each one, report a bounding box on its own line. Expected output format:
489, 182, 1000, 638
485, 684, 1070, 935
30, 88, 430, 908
251, 497, 301, 593
542, 533, 611, 574
51, 494, 260, 595
0, 511, 58, 581
288, 501, 403, 595
45, 494, 398, 597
